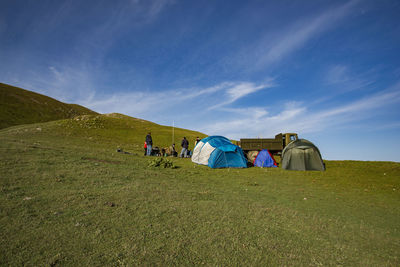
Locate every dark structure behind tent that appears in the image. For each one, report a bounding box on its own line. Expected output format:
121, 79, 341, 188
281, 139, 325, 171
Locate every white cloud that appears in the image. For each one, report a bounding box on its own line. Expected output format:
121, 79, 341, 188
254, 0, 359, 68
323, 64, 376, 94
208, 80, 275, 110
84, 80, 275, 119
42, 65, 96, 103
219, 107, 269, 119
227, 83, 266, 102
325, 65, 349, 84
0, 0, 174, 105
80, 79, 400, 141
148, 0, 175, 19
200, 82, 400, 139
1, 63, 96, 104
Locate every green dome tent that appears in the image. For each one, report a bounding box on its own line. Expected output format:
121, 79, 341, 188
281, 139, 325, 171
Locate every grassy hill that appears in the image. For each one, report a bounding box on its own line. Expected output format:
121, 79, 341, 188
0, 116, 399, 265
37, 112, 207, 151
0, 82, 98, 129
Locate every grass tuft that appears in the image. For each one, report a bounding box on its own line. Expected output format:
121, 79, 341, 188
147, 158, 178, 169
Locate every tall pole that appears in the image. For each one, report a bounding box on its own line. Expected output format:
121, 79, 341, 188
172, 120, 174, 145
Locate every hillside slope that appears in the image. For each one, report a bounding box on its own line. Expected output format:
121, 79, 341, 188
0, 82, 98, 129
1, 112, 207, 151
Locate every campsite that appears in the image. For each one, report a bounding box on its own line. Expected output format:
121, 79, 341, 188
1, 84, 399, 265
1, 1, 400, 265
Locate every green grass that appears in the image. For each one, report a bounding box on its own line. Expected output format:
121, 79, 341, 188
52, 113, 207, 150
0, 117, 399, 266
0, 83, 98, 129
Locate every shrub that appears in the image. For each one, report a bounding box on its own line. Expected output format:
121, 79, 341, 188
147, 157, 177, 168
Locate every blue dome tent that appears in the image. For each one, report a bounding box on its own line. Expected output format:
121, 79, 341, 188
192, 136, 247, 168
253, 149, 277, 167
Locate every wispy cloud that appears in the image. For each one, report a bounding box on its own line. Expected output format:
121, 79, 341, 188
202, 102, 307, 138
0, 62, 97, 104
227, 82, 272, 102
201, 81, 400, 139
325, 65, 350, 84
45, 65, 96, 103
324, 64, 375, 92
0, 0, 173, 103
208, 80, 275, 110
253, 0, 359, 68
146, 0, 175, 19
81, 79, 400, 142
83, 80, 275, 119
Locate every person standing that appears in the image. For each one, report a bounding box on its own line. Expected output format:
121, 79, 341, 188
144, 141, 147, 156
194, 137, 201, 147
180, 137, 189, 158
145, 132, 153, 156
170, 143, 177, 157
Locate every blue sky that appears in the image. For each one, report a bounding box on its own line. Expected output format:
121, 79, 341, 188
1, 0, 400, 161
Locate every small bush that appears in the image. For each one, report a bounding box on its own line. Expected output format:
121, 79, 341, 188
147, 157, 177, 168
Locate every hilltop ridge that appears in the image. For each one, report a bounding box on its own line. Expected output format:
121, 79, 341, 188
0, 83, 207, 150
0, 82, 98, 129
28, 112, 206, 151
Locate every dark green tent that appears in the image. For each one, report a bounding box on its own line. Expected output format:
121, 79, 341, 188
281, 139, 325, 171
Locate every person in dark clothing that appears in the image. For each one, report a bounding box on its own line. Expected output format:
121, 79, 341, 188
180, 137, 189, 158
194, 137, 201, 147
145, 132, 153, 156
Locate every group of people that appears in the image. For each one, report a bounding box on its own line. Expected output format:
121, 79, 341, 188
144, 132, 201, 158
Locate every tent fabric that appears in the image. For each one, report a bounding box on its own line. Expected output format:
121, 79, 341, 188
281, 139, 325, 171
253, 149, 277, 167
246, 150, 259, 163
192, 136, 247, 168
192, 141, 215, 165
